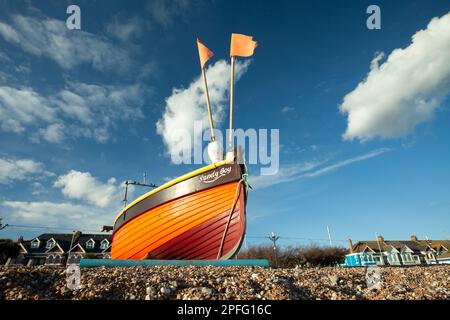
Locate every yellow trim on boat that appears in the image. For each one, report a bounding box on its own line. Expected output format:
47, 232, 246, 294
113, 159, 232, 225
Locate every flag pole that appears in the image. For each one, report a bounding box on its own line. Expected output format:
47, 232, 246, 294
227, 56, 236, 160
201, 66, 215, 142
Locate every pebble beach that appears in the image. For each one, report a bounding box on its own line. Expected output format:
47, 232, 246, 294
1, 265, 449, 300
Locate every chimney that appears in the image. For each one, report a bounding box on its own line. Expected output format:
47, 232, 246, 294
410, 235, 418, 242
348, 239, 354, 253
376, 235, 384, 243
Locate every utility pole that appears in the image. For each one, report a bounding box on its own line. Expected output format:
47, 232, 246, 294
267, 231, 279, 268
66, 230, 77, 266
143, 171, 148, 185
327, 225, 333, 246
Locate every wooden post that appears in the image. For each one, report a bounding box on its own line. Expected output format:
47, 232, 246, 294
201, 66, 215, 141
228, 56, 236, 151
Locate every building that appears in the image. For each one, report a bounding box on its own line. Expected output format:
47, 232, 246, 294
11, 232, 112, 266
342, 235, 450, 267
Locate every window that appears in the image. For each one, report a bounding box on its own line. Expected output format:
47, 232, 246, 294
86, 239, 95, 249
100, 239, 109, 250
31, 239, 40, 248
46, 239, 56, 249
389, 253, 398, 263
54, 255, 61, 264
69, 254, 82, 264
47, 255, 54, 264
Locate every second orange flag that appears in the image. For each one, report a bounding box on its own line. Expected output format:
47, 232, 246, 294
230, 33, 258, 57
197, 37, 214, 68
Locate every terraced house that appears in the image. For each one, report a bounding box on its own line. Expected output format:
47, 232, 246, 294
12, 232, 112, 266
343, 235, 450, 267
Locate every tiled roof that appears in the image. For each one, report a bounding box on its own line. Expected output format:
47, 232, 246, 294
436, 252, 450, 259
352, 241, 387, 253
78, 234, 111, 253
351, 239, 450, 254
21, 232, 112, 254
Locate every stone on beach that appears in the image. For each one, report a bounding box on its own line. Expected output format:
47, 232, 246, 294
0, 265, 449, 300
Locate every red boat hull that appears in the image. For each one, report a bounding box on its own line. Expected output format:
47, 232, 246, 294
111, 163, 247, 260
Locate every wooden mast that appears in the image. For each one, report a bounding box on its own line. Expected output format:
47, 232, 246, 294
201, 66, 216, 142
227, 56, 236, 160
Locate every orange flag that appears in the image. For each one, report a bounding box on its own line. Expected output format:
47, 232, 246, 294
230, 33, 258, 57
197, 37, 214, 68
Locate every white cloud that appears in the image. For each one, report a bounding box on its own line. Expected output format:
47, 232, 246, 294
106, 16, 146, 42
39, 123, 66, 144
1, 169, 133, 231
0, 82, 148, 144
156, 59, 250, 160
0, 14, 131, 72
31, 182, 48, 196
0, 86, 56, 133
303, 148, 390, 178
0, 51, 12, 63
251, 161, 325, 189
146, 0, 191, 28
54, 170, 124, 208
340, 12, 450, 141
53, 82, 147, 142
281, 106, 294, 113
0, 157, 53, 184
1, 200, 112, 231
251, 148, 390, 189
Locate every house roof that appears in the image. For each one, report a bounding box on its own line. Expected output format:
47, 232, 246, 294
352, 241, 387, 253
20, 232, 112, 254
77, 234, 111, 253
430, 240, 450, 251
351, 239, 450, 254
436, 252, 450, 260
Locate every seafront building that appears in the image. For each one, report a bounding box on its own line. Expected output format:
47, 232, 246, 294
9, 232, 112, 266
343, 235, 450, 267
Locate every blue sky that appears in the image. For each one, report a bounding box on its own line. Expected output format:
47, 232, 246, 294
0, 0, 449, 247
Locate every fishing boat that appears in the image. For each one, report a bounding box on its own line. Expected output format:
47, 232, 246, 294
111, 155, 248, 260
110, 34, 257, 260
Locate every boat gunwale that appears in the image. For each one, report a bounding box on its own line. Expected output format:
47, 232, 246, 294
113, 161, 245, 233
113, 159, 233, 225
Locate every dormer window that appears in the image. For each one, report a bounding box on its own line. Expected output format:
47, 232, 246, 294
31, 238, 40, 248
86, 239, 95, 249
100, 239, 109, 250
46, 239, 56, 249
